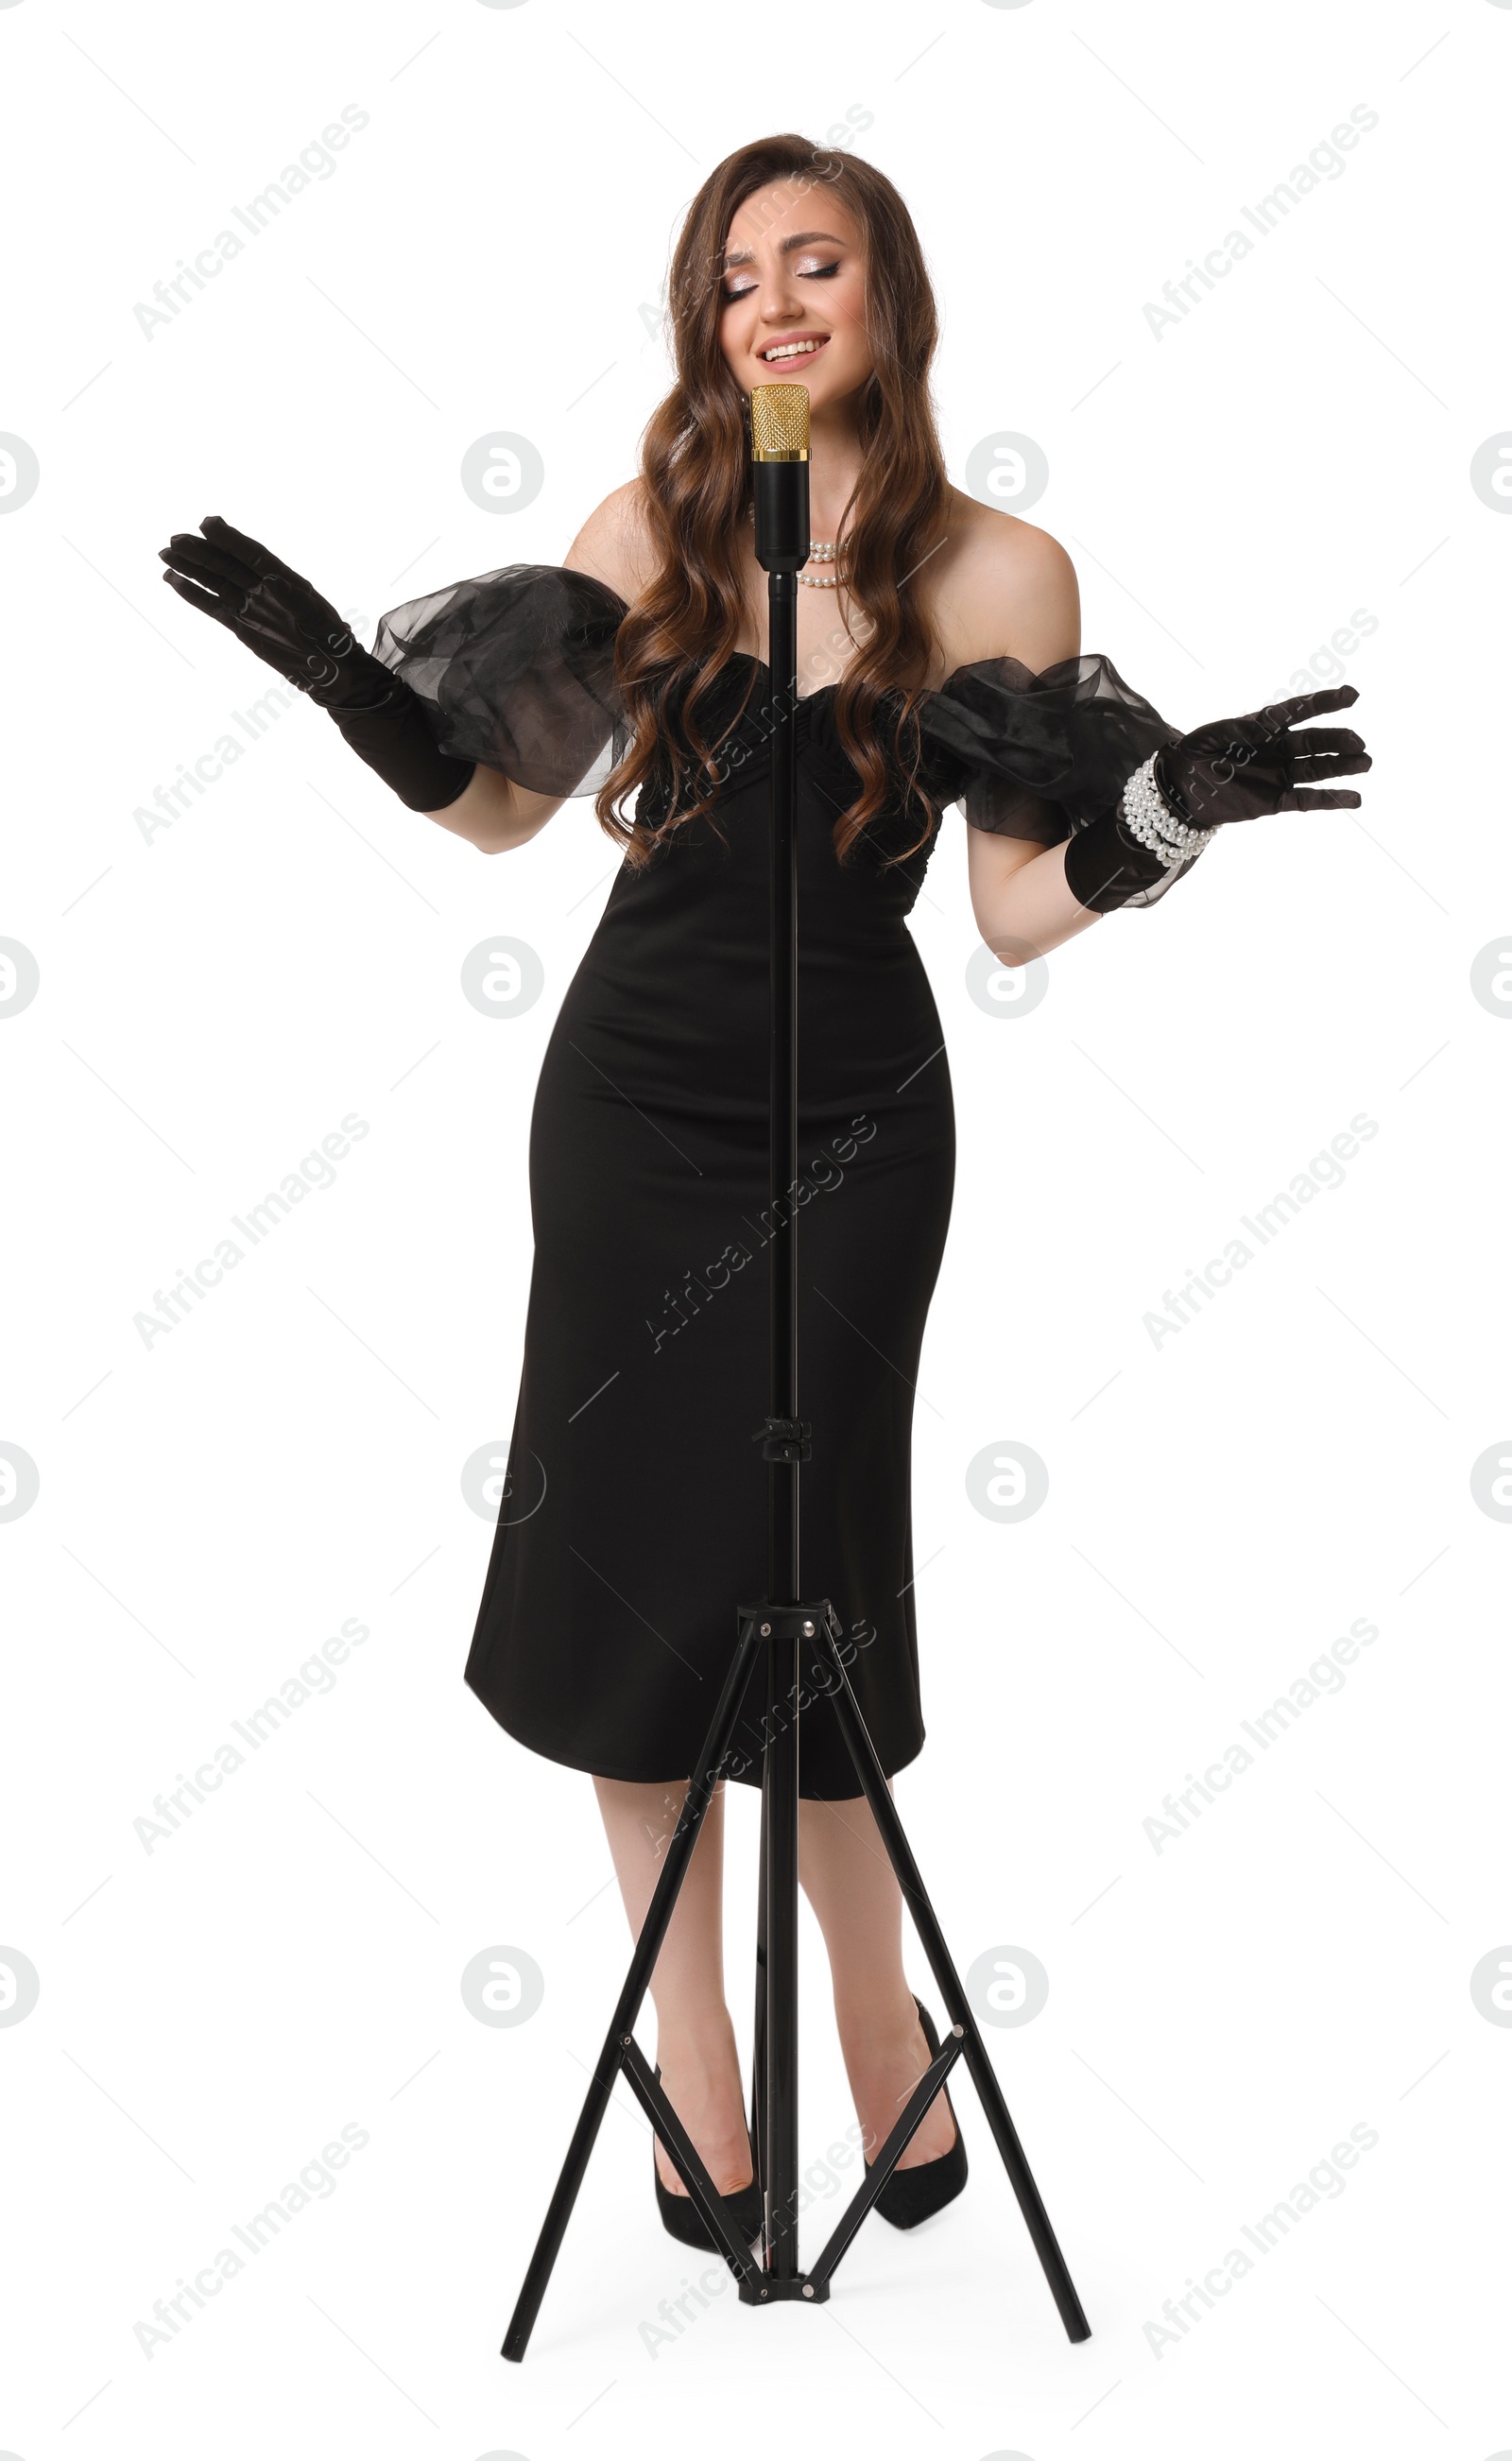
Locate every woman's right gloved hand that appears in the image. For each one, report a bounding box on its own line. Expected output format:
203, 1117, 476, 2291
161, 513, 381, 702
159, 515, 475, 812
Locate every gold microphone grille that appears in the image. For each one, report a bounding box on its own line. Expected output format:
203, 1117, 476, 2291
749, 383, 811, 459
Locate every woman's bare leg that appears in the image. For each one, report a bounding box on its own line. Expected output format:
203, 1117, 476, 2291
798, 1787, 957, 2170
593, 1773, 752, 2197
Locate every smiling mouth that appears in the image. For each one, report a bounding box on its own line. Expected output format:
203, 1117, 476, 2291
759, 336, 830, 366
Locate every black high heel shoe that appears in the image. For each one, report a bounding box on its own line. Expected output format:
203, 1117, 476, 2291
652, 2065, 765, 2252
866, 1996, 969, 2229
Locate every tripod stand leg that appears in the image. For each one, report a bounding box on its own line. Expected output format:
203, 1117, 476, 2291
502, 1613, 766, 2361
500, 2039, 622, 2366
818, 1626, 1091, 2344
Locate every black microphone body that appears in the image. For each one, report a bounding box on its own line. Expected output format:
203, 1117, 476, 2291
752, 459, 810, 574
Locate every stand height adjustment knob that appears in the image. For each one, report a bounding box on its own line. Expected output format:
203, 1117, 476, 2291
752, 1415, 812, 1464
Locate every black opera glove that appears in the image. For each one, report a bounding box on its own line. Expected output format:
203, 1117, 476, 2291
1063, 685, 1371, 916
1157, 685, 1371, 828
158, 515, 475, 813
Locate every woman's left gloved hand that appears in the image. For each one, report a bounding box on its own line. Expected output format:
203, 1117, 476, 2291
1064, 684, 1370, 914
1155, 685, 1370, 827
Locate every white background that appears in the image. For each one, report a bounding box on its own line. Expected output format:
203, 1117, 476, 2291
3, 0, 1509, 2453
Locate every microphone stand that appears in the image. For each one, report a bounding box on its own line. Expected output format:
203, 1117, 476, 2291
747, 382, 808, 2290
501, 388, 1091, 2353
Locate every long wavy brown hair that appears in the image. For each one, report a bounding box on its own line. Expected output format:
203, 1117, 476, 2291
594, 134, 952, 869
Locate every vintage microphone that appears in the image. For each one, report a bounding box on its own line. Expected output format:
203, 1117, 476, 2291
750, 378, 812, 572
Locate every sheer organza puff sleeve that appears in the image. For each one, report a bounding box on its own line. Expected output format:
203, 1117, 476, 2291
371, 563, 630, 800
917, 650, 1198, 907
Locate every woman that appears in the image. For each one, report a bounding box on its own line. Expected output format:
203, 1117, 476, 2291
159, 134, 1367, 2252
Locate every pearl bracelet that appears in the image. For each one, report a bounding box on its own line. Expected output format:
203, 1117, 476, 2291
1120, 752, 1217, 868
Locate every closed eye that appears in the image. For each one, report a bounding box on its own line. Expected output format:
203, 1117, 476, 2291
722, 260, 843, 302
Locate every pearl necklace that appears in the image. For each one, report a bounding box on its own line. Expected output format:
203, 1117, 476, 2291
800, 540, 841, 591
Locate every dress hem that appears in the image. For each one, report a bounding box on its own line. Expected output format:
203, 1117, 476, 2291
463, 1667, 925, 1802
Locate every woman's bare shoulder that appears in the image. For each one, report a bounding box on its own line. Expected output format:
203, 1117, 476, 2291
928, 486, 1081, 676
563, 478, 658, 606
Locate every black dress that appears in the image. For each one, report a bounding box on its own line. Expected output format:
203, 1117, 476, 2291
372, 565, 1186, 1799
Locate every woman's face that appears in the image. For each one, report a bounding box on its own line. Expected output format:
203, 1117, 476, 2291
716, 179, 872, 415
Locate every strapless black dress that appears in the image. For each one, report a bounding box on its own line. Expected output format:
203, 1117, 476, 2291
373, 566, 1184, 1798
